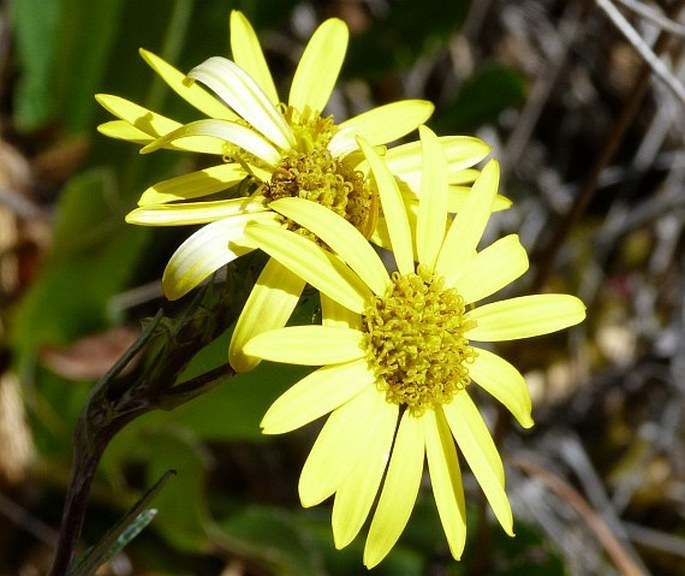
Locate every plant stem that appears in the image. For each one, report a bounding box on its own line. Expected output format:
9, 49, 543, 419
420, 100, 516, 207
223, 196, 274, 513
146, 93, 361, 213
46, 425, 106, 576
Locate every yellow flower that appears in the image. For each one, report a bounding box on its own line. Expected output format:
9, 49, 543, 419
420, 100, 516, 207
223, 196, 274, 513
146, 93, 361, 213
242, 126, 586, 567
95, 11, 494, 372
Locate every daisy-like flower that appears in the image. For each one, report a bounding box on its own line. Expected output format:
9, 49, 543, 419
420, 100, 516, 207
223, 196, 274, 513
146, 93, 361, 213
241, 126, 586, 567
95, 11, 494, 371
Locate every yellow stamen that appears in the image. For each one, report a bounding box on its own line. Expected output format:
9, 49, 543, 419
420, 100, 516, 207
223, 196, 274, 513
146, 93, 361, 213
362, 266, 476, 416
262, 105, 377, 239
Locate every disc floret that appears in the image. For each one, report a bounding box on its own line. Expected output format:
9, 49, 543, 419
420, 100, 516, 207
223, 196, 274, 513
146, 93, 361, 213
362, 266, 476, 416
264, 107, 376, 239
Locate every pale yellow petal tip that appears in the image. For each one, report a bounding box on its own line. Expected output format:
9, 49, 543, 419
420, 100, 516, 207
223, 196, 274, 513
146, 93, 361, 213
495, 506, 515, 537
333, 526, 357, 551
230, 9, 248, 25
418, 123, 436, 138
494, 194, 513, 211
518, 414, 535, 429
160, 281, 185, 302
161, 268, 194, 301
576, 298, 588, 319
228, 348, 261, 374
124, 209, 145, 224
322, 16, 350, 36
259, 422, 279, 436
298, 495, 319, 509
95, 123, 112, 136
139, 47, 163, 66
482, 157, 501, 181
559, 295, 587, 328
449, 548, 464, 562
363, 546, 387, 570
138, 47, 159, 68
259, 411, 285, 436
297, 483, 323, 508
407, 101, 435, 124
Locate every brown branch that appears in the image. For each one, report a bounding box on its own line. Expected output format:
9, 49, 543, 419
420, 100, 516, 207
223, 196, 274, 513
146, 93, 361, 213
511, 457, 646, 576
532, 0, 685, 292
47, 271, 250, 575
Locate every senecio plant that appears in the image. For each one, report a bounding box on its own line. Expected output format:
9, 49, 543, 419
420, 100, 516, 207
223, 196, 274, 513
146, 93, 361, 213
82, 9, 585, 571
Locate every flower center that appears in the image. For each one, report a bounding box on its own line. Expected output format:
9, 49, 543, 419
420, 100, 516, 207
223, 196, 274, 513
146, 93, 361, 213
362, 266, 476, 416
283, 105, 337, 153
263, 106, 377, 239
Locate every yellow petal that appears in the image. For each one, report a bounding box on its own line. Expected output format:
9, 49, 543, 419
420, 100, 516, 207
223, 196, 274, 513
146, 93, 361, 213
422, 410, 467, 561
152, 134, 227, 155
452, 234, 529, 304
243, 325, 365, 366
127, 198, 267, 226
329, 100, 434, 157
299, 384, 382, 506
229, 10, 279, 105
368, 215, 391, 252
443, 393, 514, 535
244, 223, 371, 314
448, 185, 512, 212
137, 163, 250, 205
269, 198, 390, 296
416, 125, 448, 270
384, 135, 491, 189
261, 358, 373, 435
141, 119, 281, 166
161, 212, 276, 300
321, 292, 361, 329
95, 94, 181, 138
97, 120, 154, 144
436, 159, 499, 284
229, 260, 306, 373
358, 137, 414, 275
289, 18, 348, 114
332, 393, 398, 548
466, 294, 586, 342
470, 348, 533, 429
441, 136, 492, 172
189, 56, 294, 149
449, 168, 480, 185
139, 48, 237, 120
364, 412, 424, 568
248, 163, 273, 183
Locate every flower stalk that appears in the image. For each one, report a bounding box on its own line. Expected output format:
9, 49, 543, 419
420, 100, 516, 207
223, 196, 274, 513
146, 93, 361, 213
47, 274, 251, 575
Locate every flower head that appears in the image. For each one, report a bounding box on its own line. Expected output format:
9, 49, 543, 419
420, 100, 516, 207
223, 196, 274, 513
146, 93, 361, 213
95, 11, 493, 371
242, 126, 586, 567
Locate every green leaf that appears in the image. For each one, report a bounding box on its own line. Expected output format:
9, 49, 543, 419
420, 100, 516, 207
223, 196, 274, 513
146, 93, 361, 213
10, 0, 61, 130
486, 519, 566, 576
436, 64, 526, 132
217, 506, 324, 576
162, 292, 318, 442
53, 0, 128, 131
11, 167, 149, 353
344, 0, 470, 78
299, 510, 424, 576
11, 0, 128, 132
142, 431, 212, 552
172, 360, 314, 442
105, 426, 212, 553
71, 471, 174, 576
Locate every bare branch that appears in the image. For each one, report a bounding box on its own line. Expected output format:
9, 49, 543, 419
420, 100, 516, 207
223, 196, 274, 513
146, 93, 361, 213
615, 0, 685, 37
596, 0, 685, 105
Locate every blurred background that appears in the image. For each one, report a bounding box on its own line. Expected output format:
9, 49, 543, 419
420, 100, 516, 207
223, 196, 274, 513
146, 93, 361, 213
1, 0, 685, 574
